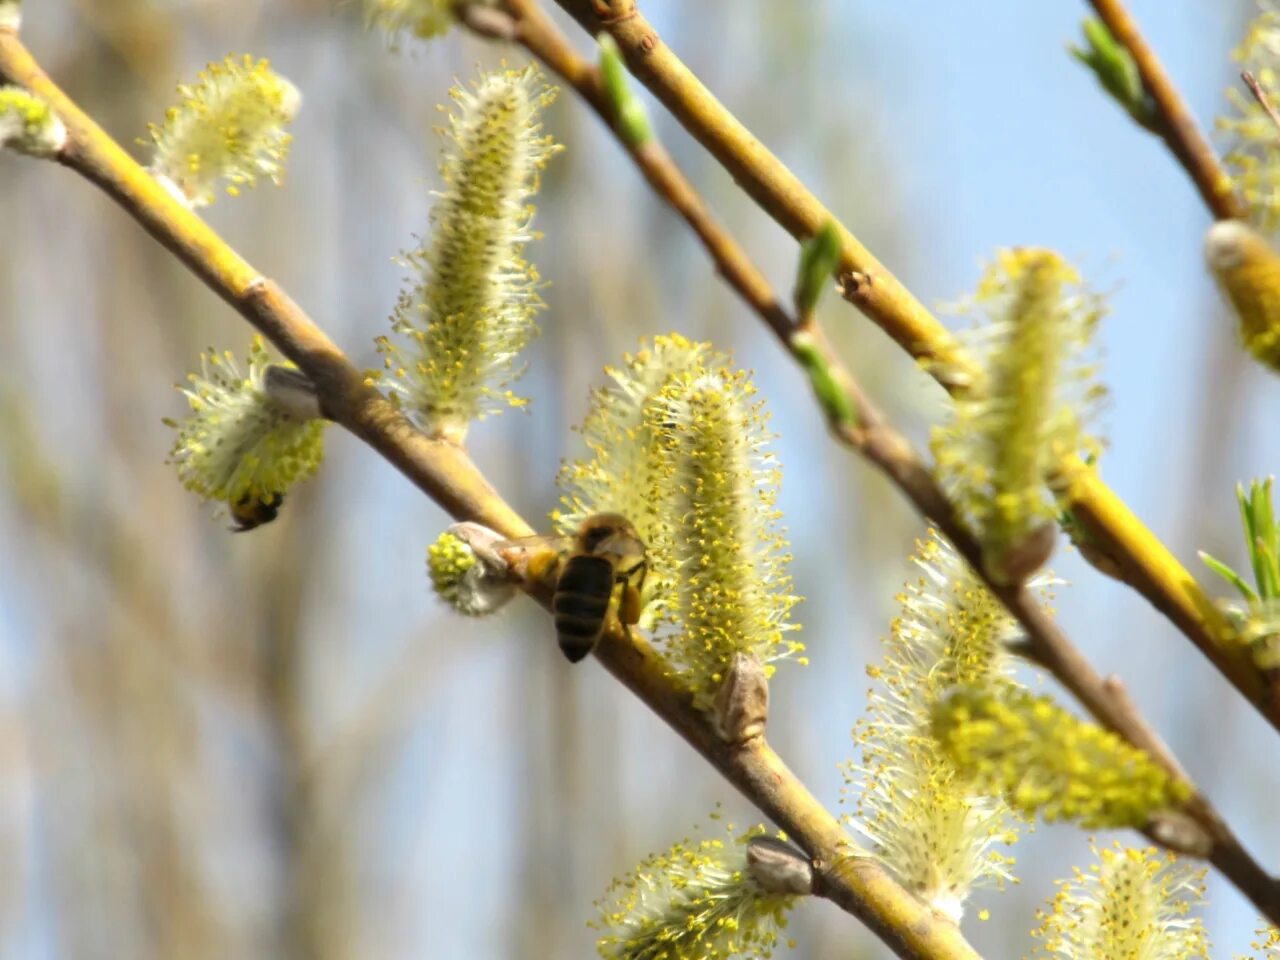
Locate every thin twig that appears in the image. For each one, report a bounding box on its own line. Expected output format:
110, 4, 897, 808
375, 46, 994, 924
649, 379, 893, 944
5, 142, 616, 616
548, 0, 974, 378
1243, 70, 1280, 138
502, 0, 794, 344
546, 0, 1280, 740
0, 27, 983, 960
1086, 0, 1244, 221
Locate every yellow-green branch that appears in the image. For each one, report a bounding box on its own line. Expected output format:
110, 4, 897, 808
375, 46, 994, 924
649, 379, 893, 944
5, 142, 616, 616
486, 4, 1280, 925
549, 0, 974, 379
0, 25, 982, 960
548, 0, 1278, 735
0, 27, 526, 537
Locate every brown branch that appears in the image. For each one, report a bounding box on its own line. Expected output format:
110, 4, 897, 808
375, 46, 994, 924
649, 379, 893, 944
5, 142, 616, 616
0, 25, 983, 960
11, 3, 1279, 940
1085, 0, 1244, 221
856, 422, 1280, 924
591, 625, 980, 958
547, 0, 974, 379
502, 0, 793, 343
0, 31, 530, 539
545, 0, 1280, 743
490, 0, 1280, 925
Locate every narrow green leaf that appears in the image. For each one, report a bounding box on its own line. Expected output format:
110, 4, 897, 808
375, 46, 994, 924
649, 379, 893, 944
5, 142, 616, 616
1254, 538, 1280, 600
793, 220, 841, 321
1245, 479, 1279, 598
1255, 478, 1277, 550
791, 329, 858, 427
1237, 481, 1256, 550
1199, 550, 1259, 603
598, 34, 652, 147
1070, 18, 1159, 133
1259, 481, 1280, 601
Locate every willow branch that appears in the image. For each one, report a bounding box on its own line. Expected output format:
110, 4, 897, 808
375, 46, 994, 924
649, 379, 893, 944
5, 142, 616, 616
497, 0, 792, 339
546, 0, 1280, 738
0, 29, 526, 538
491, 1, 1280, 922
544, 0, 969, 378
1085, 0, 1245, 221
822, 381, 1279, 924
0, 25, 983, 960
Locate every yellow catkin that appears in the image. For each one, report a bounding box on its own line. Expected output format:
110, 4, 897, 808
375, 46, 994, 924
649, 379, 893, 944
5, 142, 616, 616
557, 335, 803, 705
165, 338, 326, 511
845, 532, 1022, 921
147, 55, 298, 208
933, 686, 1190, 829
377, 65, 560, 440
1219, 2, 1280, 232
1206, 220, 1280, 371
0, 85, 66, 157
591, 821, 798, 960
932, 249, 1105, 581
1031, 842, 1207, 960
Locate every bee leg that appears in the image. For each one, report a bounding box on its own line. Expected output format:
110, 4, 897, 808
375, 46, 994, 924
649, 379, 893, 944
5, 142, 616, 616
525, 549, 563, 587
619, 583, 643, 626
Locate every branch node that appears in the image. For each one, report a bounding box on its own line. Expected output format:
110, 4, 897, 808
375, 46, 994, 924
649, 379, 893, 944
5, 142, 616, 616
836, 268, 874, 305
263, 364, 323, 422
590, 0, 638, 26
446, 521, 515, 574
984, 521, 1057, 588
1004, 636, 1049, 670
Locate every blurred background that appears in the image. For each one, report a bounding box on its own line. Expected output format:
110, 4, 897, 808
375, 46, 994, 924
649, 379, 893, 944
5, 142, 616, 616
1, 0, 1277, 956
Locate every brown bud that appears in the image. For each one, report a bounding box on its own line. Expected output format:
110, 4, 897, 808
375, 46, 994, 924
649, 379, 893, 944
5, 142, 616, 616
263, 365, 323, 422
745, 837, 813, 895
985, 520, 1057, 586
713, 654, 769, 744
1148, 810, 1213, 859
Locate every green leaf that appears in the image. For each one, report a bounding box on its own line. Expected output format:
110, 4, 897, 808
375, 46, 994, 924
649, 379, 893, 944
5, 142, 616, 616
1255, 479, 1279, 595
1239, 478, 1280, 599
1237, 482, 1256, 552
791, 330, 857, 427
598, 34, 652, 147
1070, 18, 1159, 133
1256, 539, 1280, 600
793, 220, 841, 321
1199, 550, 1259, 604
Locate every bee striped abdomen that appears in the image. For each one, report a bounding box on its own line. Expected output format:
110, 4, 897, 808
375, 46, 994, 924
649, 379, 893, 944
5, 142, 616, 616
553, 555, 616, 662
230, 491, 284, 532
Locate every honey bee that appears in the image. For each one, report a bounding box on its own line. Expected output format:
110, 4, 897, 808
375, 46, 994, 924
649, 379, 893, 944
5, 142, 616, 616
496, 513, 648, 663
229, 491, 284, 532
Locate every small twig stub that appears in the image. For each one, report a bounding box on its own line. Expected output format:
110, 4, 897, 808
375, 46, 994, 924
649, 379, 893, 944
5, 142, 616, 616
1243, 71, 1280, 139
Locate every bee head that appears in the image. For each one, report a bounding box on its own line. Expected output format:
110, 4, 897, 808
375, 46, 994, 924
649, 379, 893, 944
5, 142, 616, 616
577, 512, 637, 553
